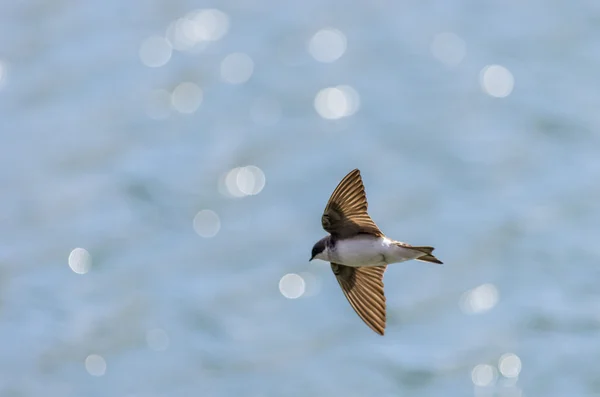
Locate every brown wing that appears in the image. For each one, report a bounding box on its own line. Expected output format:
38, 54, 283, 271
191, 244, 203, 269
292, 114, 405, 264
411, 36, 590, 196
331, 263, 387, 335
321, 169, 383, 238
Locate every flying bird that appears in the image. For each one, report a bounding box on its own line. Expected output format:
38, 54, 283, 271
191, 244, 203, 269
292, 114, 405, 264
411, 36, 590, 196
310, 169, 442, 335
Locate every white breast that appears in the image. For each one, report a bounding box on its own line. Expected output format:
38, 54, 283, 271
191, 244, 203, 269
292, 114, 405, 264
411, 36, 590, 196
331, 236, 423, 267
332, 236, 387, 267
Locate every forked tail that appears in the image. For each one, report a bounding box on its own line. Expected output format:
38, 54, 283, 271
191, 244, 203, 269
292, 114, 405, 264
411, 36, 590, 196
412, 246, 443, 264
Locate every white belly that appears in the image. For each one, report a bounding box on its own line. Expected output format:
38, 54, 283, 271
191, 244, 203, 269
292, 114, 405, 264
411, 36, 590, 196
332, 236, 422, 267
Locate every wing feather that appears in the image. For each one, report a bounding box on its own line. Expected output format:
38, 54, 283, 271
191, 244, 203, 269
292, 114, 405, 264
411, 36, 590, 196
321, 169, 382, 238
331, 263, 387, 335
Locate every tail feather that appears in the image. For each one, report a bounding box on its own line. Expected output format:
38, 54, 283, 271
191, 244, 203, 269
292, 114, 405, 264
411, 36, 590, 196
411, 246, 435, 255
416, 254, 443, 264
393, 243, 443, 264
411, 246, 443, 264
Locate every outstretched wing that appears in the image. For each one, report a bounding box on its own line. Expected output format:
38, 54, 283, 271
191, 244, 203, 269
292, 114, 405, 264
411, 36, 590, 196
321, 169, 383, 238
331, 263, 387, 335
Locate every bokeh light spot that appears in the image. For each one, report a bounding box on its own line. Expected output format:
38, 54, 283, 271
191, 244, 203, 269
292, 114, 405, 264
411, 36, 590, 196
193, 210, 220, 238
220, 53, 254, 84
165, 9, 229, 52
223, 168, 245, 198
459, 283, 499, 314
171, 82, 203, 114
85, 354, 106, 377
308, 28, 347, 63
222, 166, 266, 197
166, 18, 197, 52
480, 65, 514, 98
431, 32, 466, 66
68, 248, 91, 275
279, 273, 305, 299
188, 8, 230, 42
471, 364, 497, 387
499, 353, 522, 378
146, 89, 172, 120
146, 328, 170, 351
139, 36, 172, 67
236, 166, 266, 196
314, 85, 360, 120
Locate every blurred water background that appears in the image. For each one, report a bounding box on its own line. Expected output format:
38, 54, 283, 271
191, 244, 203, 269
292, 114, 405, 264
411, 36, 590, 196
1, 1, 600, 396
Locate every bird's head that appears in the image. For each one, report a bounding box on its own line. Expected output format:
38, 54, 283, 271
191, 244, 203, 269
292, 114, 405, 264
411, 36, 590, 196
310, 238, 327, 262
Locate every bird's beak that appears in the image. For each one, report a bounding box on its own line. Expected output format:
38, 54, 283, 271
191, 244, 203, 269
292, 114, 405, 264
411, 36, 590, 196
309, 256, 314, 262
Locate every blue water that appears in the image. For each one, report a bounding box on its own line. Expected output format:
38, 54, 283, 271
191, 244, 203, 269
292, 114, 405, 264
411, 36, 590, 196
1, 1, 600, 396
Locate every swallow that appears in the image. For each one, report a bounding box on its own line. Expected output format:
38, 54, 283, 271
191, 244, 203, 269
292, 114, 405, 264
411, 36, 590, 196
310, 169, 442, 335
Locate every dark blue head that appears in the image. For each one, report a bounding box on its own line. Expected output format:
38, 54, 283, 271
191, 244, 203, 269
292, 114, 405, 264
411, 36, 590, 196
310, 237, 327, 261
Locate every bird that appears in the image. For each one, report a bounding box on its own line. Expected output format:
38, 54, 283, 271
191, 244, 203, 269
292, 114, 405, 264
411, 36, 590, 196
310, 168, 442, 335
